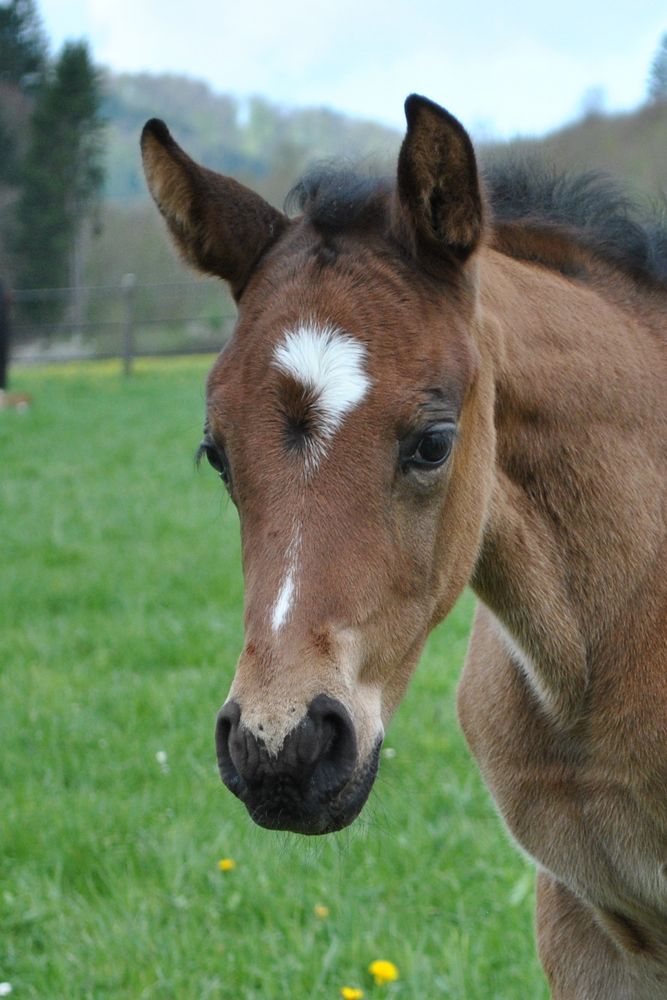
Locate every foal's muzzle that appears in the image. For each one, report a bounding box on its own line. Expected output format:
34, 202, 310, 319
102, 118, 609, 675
215, 695, 380, 834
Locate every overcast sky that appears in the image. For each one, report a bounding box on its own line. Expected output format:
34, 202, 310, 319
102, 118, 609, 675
38, 0, 667, 140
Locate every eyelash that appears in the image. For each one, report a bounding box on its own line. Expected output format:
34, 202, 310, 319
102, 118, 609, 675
196, 437, 231, 488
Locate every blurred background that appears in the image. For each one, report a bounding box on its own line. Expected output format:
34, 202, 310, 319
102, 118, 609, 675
1, 0, 667, 370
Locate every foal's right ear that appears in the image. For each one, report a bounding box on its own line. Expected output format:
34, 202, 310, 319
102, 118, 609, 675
141, 119, 289, 298
394, 95, 484, 268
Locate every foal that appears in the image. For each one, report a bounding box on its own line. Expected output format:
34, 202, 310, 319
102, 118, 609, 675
142, 95, 667, 998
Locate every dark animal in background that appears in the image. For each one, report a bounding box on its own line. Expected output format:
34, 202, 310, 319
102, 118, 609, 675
0, 281, 30, 411
142, 95, 667, 999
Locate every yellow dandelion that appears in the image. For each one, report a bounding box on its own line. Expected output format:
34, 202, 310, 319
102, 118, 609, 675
217, 858, 236, 872
341, 988, 364, 999
368, 959, 399, 986
314, 903, 330, 919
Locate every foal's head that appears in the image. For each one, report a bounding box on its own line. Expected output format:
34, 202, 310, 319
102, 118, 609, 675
142, 96, 495, 833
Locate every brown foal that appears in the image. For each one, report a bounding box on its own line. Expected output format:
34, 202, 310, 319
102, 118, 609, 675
142, 94, 667, 998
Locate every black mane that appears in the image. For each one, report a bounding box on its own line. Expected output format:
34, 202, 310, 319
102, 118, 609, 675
485, 159, 667, 286
286, 159, 667, 288
285, 163, 391, 233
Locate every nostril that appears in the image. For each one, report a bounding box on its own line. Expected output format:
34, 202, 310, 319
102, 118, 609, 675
307, 695, 357, 796
215, 701, 245, 797
216, 695, 358, 813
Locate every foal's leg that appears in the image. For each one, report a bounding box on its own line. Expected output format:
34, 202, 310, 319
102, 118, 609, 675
536, 872, 633, 999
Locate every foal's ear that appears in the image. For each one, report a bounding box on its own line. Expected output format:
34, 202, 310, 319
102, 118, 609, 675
141, 119, 288, 298
394, 95, 483, 266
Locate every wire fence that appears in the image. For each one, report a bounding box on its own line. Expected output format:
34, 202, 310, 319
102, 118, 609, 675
8, 276, 236, 373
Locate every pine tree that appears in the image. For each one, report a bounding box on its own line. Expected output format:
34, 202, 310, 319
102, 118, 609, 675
648, 33, 667, 103
0, 0, 47, 192
0, 0, 47, 90
13, 40, 105, 313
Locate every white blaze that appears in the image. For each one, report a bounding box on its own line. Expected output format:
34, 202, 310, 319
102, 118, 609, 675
271, 534, 299, 632
273, 321, 371, 450
270, 322, 371, 632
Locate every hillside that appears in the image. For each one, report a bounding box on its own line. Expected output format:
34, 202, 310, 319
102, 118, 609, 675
102, 72, 402, 206
497, 101, 667, 200
102, 71, 667, 209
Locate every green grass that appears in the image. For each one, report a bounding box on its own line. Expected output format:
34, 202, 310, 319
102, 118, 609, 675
0, 359, 548, 999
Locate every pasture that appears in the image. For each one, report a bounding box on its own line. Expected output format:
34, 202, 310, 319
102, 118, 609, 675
0, 359, 548, 999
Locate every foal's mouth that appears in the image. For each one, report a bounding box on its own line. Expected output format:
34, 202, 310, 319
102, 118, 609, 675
215, 695, 383, 835
242, 740, 383, 835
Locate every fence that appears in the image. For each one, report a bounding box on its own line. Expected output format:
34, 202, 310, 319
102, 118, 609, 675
9, 276, 236, 373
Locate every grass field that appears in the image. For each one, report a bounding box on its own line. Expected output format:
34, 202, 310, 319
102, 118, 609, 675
0, 359, 548, 999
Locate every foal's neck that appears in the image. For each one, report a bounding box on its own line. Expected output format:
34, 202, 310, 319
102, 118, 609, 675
471, 250, 666, 727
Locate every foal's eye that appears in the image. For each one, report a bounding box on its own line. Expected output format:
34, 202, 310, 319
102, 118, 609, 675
198, 438, 231, 488
402, 423, 456, 470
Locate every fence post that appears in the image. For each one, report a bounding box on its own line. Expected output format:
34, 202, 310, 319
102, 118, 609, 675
121, 273, 136, 376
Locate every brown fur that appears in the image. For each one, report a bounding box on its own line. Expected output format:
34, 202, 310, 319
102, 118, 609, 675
142, 96, 667, 997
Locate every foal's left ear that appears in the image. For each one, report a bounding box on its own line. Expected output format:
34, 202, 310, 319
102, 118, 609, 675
141, 119, 289, 298
394, 95, 483, 267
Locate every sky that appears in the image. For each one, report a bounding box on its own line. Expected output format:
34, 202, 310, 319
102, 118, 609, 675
38, 0, 667, 140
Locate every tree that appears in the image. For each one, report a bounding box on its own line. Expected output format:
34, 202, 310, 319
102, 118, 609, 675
0, 0, 47, 90
0, 0, 47, 202
0, 110, 17, 182
648, 33, 667, 103
13, 40, 105, 311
